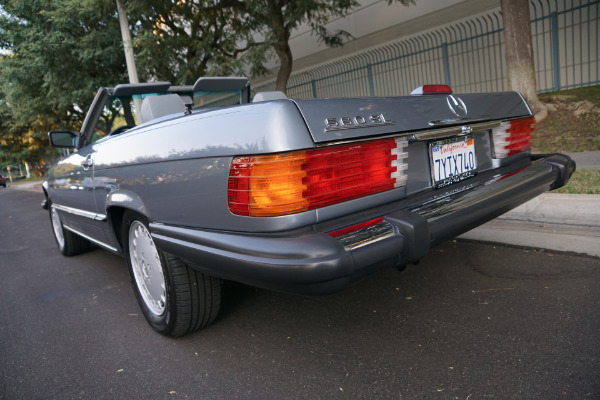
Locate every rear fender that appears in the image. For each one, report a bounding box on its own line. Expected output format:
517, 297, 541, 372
106, 190, 149, 252
106, 189, 148, 216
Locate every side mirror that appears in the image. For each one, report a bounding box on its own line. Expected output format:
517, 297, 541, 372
48, 130, 80, 148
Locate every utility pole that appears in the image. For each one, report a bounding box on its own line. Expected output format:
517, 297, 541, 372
116, 0, 139, 84
116, 0, 142, 118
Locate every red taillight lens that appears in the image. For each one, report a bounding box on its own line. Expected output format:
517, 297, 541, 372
328, 217, 384, 238
491, 117, 536, 158
411, 84, 453, 95
228, 138, 409, 217
303, 139, 398, 209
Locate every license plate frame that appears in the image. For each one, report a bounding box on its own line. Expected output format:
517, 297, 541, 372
429, 135, 477, 188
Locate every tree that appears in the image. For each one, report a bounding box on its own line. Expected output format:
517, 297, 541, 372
124, 0, 362, 91
126, 0, 416, 93
125, 0, 253, 84
124, 0, 417, 93
0, 84, 50, 175
0, 0, 127, 172
226, 0, 360, 93
230, 0, 415, 93
500, 0, 547, 118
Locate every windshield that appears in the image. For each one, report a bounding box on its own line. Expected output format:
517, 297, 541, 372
91, 95, 138, 142
192, 91, 243, 108
90, 89, 243, 144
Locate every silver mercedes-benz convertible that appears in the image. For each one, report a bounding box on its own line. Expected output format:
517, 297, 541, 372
42, 77, 575, 336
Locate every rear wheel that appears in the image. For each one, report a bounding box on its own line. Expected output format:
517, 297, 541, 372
49, 203, 92, 256
123, 212, 221, 337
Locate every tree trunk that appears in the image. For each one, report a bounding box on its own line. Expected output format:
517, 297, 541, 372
274, 41, 293, 94
500, 0, 547, 119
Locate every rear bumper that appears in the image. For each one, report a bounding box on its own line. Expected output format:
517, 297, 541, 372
151, 154, 575, 295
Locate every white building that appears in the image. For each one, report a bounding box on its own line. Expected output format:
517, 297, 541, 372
253, 0, 599, 97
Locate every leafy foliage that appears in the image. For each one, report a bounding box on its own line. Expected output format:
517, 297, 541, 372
235, 0, 414, 91
228, 0, 360, 92
0, 0, 127, 172
0, 0, 416, 171
125, 0, 414, 92
125, 0, 253, 84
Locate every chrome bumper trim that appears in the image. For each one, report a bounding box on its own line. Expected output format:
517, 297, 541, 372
335, 221, 395, 251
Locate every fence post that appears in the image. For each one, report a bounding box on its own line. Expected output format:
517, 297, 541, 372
442, 43, 452, 86
311, 80, 318, 98
366, 64, 375, 96
550, 11, 561, 91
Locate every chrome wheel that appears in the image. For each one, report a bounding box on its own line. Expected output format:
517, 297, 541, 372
50, 206, 65, 250
128, 221, 166, 316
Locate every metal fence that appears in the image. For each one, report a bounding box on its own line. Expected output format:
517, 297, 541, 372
253, 0, 599, 97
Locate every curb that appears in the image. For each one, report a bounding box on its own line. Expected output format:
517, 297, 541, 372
459, 193, 600, 257
496, 193, 600, 228
7, 181, 43, 192
565, 151, 600, 170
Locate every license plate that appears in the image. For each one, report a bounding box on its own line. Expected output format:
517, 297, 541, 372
430, 135, 477, 188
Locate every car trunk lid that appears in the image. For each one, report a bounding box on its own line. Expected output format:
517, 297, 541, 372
292, 92, 532, 144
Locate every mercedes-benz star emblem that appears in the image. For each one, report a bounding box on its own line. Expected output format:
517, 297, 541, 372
446, 95, 468, 118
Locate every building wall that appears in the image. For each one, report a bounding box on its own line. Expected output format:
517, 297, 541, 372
253, 0, 599, 97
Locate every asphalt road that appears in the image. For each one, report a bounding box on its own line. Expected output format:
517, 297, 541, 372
1, 188, 599, 399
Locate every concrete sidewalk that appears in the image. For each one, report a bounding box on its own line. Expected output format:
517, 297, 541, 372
458, 151, 600, 257
565, 151, 600, 169
458, 194, 600, 258
6, 180, 43, 192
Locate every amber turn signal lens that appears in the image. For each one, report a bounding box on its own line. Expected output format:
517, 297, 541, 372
228, 153, 308, 217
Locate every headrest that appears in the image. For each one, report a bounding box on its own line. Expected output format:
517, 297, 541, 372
252, 91, 288, 102
140, 94, 186, 123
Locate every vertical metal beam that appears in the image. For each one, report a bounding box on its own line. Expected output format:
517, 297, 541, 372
442, 43, 451, 86
551, 11, 561, 91
366, 64, 375, 97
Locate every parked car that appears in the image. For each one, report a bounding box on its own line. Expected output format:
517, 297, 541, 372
0, 174, 6, 187
42, 77, 575, 337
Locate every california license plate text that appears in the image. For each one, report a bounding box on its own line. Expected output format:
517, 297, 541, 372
430, 136, 477, 188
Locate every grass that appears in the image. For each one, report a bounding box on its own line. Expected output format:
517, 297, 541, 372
533, 85, 600, 194
555, 169, 600, 194
534, 85, 600, 153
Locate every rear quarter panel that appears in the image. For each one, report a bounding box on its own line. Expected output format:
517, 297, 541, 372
93, 101, 319, 232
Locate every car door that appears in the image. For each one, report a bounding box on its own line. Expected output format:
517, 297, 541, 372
47, 141, 110, 246
47, 89, 117, 249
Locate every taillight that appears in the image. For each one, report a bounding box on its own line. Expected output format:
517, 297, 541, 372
228, 153, 308, 217
411, 84, 453, 95
328, 217, 384, 238
228, 138, 409, 217
491, 117, 536, 158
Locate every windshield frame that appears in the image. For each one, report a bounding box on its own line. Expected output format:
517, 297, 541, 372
77, 78, 250, 149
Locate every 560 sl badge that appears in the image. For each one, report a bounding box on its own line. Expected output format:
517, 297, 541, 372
325, 113, 395, 132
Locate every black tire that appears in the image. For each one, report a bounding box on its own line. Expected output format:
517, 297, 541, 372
122, 211, 221, 337
49, 203, 93, 256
